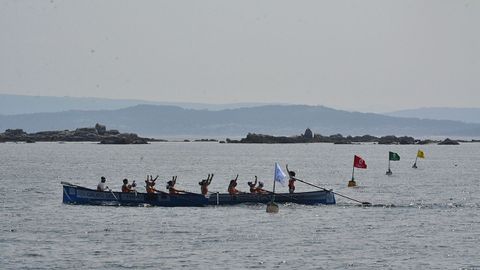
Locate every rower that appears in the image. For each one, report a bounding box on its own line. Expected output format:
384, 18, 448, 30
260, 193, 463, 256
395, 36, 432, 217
97, 176, 109, 191
167, 176, 184, 194
286, 165, 296, 194
130, 180, 137, 191
145, 175, 158, 188
247, 176, 258, 193
227, 174, 241, 195
198, 173, 214, 195
254, 181, 268, 194
122, 179, 133, 192
146, 180, 160, 194
145, 175, 161, 193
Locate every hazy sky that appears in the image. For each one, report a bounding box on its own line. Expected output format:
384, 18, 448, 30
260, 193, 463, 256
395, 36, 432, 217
1, 0, 479, 112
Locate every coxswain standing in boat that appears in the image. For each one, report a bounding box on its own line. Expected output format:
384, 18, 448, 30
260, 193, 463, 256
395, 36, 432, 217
167, 176, 184, 194
198, 174, 214, 195
286, 165, 297, 194
247, 176, 258, 193
97, 176, 109, 191
121, 179, 134, 192
228, 174, 242, 195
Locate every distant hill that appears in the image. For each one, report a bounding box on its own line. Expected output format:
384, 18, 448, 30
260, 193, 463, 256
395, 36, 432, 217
386, 107, 480, 124
0, 94, 271, 115
1, 104, 479, 137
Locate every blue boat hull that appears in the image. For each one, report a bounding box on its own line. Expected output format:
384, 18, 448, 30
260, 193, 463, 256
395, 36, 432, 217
62, 183, 336, 207
207, 190, 336, 205
62, 184, 208, 207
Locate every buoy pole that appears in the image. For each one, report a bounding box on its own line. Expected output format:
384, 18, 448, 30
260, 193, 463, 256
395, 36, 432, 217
348, 165, 357, 187
266, 173, 279, 213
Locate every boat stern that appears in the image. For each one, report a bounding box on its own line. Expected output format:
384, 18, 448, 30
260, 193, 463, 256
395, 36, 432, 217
62, 184, 77, 204
325, 190, 336, 205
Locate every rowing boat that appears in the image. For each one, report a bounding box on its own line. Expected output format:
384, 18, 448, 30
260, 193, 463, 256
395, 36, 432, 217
61, 182, 336, 207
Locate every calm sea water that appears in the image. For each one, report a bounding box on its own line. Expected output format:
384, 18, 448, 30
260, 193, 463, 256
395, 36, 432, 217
1, 142, 479, 269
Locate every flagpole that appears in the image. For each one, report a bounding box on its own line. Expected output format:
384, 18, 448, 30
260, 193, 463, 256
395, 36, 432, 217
351, 164, 355, 181
386, 157, 392, 175
267, 164, 279, 213
272, 175, 276, 199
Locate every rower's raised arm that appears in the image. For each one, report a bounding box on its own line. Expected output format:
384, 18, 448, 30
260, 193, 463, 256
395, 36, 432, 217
254, 175, 258, 185
235, 174, 239, 181
208, 173, 214, 184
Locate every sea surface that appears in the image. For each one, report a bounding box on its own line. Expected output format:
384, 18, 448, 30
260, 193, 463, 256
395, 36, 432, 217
1, 142, 479, 269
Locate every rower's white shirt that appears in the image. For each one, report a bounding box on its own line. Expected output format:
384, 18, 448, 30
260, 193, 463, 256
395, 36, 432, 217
97, 182, 107, 191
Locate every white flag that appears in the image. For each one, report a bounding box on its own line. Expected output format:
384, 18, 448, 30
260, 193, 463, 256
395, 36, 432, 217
274, 162, 287, 186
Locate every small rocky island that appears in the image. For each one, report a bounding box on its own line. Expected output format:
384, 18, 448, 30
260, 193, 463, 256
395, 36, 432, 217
226, 128, 462, 145
0, 123, 154, 144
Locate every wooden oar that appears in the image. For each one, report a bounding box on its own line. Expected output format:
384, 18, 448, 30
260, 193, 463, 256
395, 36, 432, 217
177, 190, 205, 197
294, 178, 371, 206
109, 189, 119, 201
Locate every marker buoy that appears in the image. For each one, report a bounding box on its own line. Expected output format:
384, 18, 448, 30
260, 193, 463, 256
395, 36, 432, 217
348, 179, 357, 187
266, 201, 279, 213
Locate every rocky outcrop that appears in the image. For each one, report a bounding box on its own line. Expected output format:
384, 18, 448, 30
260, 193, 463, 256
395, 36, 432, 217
95, 123, 106, 135
1, 129, 27, 142
303, 128, 313, 139
438, 138, 460, 145
5, 129, 26, 136
227, 130, 424, 144
194, 139, 218, 142
416, 139, 435, 145
99, 133, 149, 144
378, 135, 415, 145
0, 123, 153, 144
